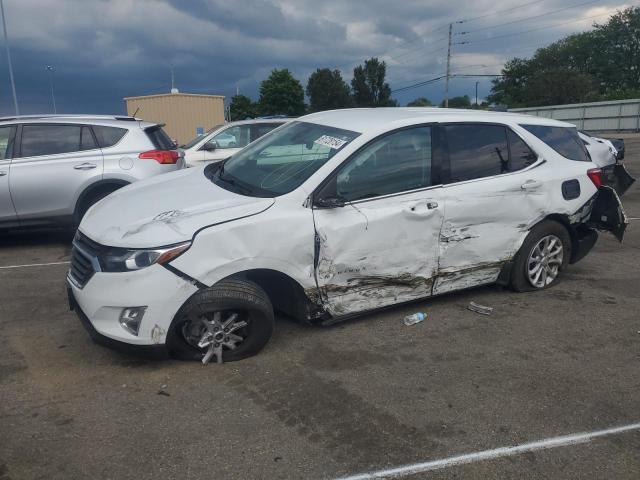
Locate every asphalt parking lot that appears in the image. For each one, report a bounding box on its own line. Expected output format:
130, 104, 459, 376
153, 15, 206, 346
1, 136, 639, 480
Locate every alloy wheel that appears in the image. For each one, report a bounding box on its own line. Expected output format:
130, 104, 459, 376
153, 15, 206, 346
181, 310, 249, 364
526, 234, 564, 288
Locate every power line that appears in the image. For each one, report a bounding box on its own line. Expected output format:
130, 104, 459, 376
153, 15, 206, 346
392, 76, 446, 94
457, 0, 602, 35
391, 73, 503, 94
389, 64, 504, 89
458, 8, 626, 45
389, 45, 448, 66
388, 38, 448, 63
332, 24, 450, 72
460, 0, 550, 23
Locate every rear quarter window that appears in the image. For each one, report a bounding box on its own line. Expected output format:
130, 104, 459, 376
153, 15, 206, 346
521, 124, 589, 161
92, 125, 127, 148
145, 126, 175, 150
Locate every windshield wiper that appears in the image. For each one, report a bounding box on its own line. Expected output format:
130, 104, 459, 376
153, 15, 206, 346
216, 166, 257, 196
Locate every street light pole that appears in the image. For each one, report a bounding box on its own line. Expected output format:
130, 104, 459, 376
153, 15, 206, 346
46, 65, 56, 113
444, 23, 452, 108
0, 0, 19, 115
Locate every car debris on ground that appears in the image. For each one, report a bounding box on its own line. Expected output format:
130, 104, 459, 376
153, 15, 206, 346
467, 302, 494, 316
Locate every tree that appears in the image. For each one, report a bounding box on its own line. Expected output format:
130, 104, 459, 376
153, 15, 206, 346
440, 95, 471, 109
489, 7, 640, 107
525, 71, 597, 106
229, 94, 256, 121
306, 68, 351, 112
351, 58, 395, 107
258, 69, 306, 116
406, 97, 432, 107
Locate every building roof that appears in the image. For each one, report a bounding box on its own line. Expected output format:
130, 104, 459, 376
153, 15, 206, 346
124, 92, 225, 101
301, 107, 573, 133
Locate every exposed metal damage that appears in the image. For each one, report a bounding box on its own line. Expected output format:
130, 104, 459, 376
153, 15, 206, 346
308, 181, 629, 319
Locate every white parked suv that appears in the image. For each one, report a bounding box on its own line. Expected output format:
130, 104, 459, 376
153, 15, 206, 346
181, 118, 289, 167
68, 108, 632, 364
0, 115, 182, 230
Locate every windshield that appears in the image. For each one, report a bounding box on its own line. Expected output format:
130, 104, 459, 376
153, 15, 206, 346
181, 125, 223, 149
213, 121, 359, 197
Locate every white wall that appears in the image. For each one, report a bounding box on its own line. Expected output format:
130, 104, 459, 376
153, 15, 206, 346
509, 99, 640, 132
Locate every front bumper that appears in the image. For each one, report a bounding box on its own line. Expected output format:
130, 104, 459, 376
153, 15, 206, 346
69, 287, 168, 359
67, 263, 199, 348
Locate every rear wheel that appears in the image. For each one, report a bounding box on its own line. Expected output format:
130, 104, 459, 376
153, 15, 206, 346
166, 280, 274, 364
74, 187, 119, 227
510, 220, 571, 292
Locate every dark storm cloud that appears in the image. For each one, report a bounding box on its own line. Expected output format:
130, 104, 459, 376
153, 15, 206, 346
0, 0, 628, 115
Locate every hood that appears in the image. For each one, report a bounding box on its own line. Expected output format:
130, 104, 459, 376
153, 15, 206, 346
80, 167, 274, 248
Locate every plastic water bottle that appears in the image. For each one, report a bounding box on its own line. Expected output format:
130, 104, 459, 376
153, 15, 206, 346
403, 312, 427, 326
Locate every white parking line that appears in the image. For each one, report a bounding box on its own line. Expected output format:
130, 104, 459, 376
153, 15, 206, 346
335, 422, 640, 480
0, 261, 70, 270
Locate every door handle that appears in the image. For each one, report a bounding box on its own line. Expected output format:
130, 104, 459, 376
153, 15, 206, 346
406, 200, 439, 215
521, 180, 542, 190
0, 171, 7, 177
74, 163, 97, 170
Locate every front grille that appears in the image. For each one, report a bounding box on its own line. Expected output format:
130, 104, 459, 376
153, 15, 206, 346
69, 231, 103, 288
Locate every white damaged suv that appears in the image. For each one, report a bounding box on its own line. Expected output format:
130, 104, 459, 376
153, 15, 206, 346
67, 108, 633, 363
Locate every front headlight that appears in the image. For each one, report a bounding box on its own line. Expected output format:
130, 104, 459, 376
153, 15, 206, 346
100, 242, 191, 272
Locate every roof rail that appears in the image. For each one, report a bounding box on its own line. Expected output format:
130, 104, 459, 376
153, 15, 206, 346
0, 114, 142, 122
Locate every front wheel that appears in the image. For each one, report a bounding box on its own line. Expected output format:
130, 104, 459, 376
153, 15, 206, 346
166, 280, 274, 364
510, 220, 571, 292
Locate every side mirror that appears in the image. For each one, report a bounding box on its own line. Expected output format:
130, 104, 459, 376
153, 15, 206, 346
315, 196, 346, 208
203, 141, 217, 151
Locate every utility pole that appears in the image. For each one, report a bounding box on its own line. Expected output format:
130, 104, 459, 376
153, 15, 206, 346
475, 81, 479, 108
46, 65, 56, 113
0, 0, 18, 115
444, 23, 452, 108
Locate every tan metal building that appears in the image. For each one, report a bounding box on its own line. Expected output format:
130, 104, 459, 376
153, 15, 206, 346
124, 92, 225, 144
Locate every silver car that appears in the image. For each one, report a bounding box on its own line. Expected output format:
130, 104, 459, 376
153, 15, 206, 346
0, 114, 183, 230
181, 118, 290, 167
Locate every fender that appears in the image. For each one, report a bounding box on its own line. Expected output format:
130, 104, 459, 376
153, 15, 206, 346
74, 179, 130, 221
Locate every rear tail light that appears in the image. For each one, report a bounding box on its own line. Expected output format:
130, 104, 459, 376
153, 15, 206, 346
587, 168, 602, 188
139, 150, 179, 164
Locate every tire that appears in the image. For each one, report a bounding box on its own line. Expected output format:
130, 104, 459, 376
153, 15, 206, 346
166, 280, 274, 363
509, 220, 572, 292
74, 188, 117, 227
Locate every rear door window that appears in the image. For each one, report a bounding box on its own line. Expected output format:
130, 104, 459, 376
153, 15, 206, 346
92, 126, 127, 148
80, 126, 98, 150
20, 124, 82, 157
210, 125, 250, 149
507, 129, 537, 171
520, 124, 589, 161
445, 124, 509, 182
0, 126, 16, 159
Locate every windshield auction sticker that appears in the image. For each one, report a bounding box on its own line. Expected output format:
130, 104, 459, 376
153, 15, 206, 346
314, 135, 348, 150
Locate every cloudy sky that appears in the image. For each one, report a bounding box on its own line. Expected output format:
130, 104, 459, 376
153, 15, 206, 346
0, 0, 631, 115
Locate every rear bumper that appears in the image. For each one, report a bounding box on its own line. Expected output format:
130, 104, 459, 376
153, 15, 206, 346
570, 227, 598, 264
602, 163, 635, 197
